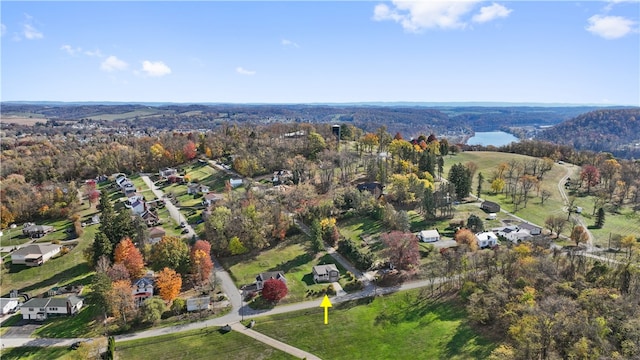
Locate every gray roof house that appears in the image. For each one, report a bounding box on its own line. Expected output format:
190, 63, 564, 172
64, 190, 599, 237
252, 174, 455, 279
21, 295, 83, 321
255, 271, 286, 291
11, 244, 62, 267
312, 264, 340, 283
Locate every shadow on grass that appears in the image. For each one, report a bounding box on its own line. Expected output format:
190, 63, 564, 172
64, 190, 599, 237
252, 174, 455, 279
374, 293, 465, 328
444, 323, 495, 359
34, 304, 101, 338
268, 252, 313, 273
11, 263, 92, 297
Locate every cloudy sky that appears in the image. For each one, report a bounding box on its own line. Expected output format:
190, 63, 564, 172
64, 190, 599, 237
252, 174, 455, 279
1, 1, 639, 105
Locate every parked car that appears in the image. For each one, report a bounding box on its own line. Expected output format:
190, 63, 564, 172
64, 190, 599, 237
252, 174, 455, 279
180, 221, 187, 228
181, 228, 190, 234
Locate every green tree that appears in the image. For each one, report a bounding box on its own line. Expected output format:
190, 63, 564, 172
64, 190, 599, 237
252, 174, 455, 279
467, 214, 484, 233
476, 172, 484, 199
595, 207, 605, 229
88, 232, 113, 267
140, 297, 166, 324
307, 132, 326, 160
150, 236, 190, 275
228, 236, 248, 255
448, 163, 471, 201
422, 187, 436, 220
90, 271, 112, 319
310, 219, 324, 252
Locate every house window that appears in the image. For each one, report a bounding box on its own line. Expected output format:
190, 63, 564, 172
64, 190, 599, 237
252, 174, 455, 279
49, 307, 57, 311
29, 308, 34, 311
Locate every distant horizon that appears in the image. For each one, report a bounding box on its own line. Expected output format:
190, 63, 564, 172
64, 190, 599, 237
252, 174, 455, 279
2, 2, 638, 105
2, 100, 637, 108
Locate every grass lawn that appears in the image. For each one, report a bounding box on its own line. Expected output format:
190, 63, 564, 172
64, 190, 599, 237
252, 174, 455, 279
222, 235, 352, 303
254, 290, 496, 359
0, 227, 95, 298
0, 347, 78, 360
116, 326, 296, 360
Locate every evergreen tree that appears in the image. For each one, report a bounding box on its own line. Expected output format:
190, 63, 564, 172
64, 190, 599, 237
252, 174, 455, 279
467, 214, 484, 233
595, 207, 605, 229
422, 187, 436, 220
448, 163, 472, 201
310, 219, 324, 253
477, 172, 484, 199
419, 151, 435, 176
92, 232, 113, 265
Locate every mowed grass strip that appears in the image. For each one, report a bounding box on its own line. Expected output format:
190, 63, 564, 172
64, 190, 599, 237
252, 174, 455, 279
0, 347, 74, 360
254, 290, 495, 360
116, 327, 296, 360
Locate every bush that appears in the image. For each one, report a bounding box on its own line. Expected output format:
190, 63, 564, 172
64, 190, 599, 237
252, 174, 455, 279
338, 239, 374, 270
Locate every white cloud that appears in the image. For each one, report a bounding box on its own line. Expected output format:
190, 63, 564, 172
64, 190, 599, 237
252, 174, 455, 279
236, 66, 256, 75
61, 44, 81, 56
472, 3, 512, 23
23, 23, 43, 39
141, 60, 172, 77
586, 14, 636, 39
84, 49, 103, 57
101, 56, 129, 72
281, 39, 300, 48
1, 24, 6, 37
373, 0, 481, 32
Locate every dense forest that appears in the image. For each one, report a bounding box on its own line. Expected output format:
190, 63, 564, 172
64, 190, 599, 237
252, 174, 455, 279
538, 108, 640, 158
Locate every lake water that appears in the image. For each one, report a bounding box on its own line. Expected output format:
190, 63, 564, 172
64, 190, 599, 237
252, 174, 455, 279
466, 131, 519, 147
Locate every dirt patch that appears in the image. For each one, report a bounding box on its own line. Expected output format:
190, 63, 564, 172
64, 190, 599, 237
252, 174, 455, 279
1, 116, 47, 126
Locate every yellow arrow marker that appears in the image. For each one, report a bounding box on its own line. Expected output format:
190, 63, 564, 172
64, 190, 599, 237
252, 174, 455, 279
320, 295, 332, 325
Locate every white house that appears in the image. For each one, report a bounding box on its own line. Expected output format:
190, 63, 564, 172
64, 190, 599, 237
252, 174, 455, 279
255, 271, 286, 291
11, 244, 62, 266
132, 277, 154, 307
160, 168, 178, 178
187, 183, 210, 195
417, 229, 440, 243
186, 297, 211, 312
0, 298, 20, 315
475, 231, 499, 248
229, 178, 243, 188
312, 264, 340, 283
494, 226, 532, 244
21, 296, 83, 320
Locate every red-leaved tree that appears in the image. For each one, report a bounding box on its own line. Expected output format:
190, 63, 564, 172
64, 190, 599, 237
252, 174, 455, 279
381, 231, 421, 272
262, 279, 288, 303
580, 165, 600, 194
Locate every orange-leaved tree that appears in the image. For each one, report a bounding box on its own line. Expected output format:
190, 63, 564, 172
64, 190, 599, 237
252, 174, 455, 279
190, 240, 213, 284
114, 238, 145, 279
454, 228, 478, 252
156, 267, 182, 302
108, 280, 136, 325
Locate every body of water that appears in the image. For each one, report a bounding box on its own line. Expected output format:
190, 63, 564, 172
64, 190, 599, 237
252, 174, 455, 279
466, 131, 519, 147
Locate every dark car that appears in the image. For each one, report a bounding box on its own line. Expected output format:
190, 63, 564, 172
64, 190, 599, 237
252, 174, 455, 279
181, 228, 189, 234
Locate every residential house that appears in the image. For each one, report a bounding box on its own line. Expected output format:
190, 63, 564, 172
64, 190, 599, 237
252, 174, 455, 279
417, 229, 441, 243
202, 193, 224, 206
187, 183, 210, 195
132, 276, 154, 307
22, 224, 55, 238
272, 170, 293, 185
186, 297, 211, 312
229, 178, 243, 188
255, 271, 286, 291
160, 167, 178, 178
147, 227, 166, 245
480, 201, 501, 213
356, 182, 385, 199
475, 231, 499, 248
0, 298, 20, 315
140, 211, 160, 227
21, 295, 83, 320
127, 199, 147, 216
517, 222, 542, 235
11, 244, 62, 266
312, 264, 340, 283
493, 226, 530, 244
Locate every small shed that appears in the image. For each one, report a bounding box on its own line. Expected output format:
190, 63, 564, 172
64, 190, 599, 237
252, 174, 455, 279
480, 201, 501, 213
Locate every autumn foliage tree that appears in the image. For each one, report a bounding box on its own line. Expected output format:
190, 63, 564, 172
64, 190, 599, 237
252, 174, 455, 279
190, 240, 213, 284
580, 165, 600, 194
113, 238, 145, 279
108, 280, 136, 326
381, 231, 420, 272
183, 141, 197, 160
570, 225, 589, 246
454, 228, 478, 251
150, 236, 190, 275
261, 278, 288, 303
156, 267, 182, 303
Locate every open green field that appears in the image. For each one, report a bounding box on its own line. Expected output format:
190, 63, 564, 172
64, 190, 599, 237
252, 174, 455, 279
222, 235, 352, 303
255, 289, 496, 359
115, 326, 296, 360
0, 347, 79, 360
86, 108, 172, 121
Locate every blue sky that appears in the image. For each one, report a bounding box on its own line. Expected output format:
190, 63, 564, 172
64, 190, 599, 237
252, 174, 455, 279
2, 1, 639, 105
